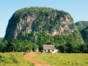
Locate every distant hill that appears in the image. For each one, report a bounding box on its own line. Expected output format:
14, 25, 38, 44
75, 21, 88, 31
75, 21, 88, 44
81, 26, 88, 44
0, 38, 3, 42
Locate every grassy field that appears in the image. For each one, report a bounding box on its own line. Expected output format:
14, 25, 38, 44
33, 53, 88, 66
0, 52, 88, 66
0, 52, 34, 66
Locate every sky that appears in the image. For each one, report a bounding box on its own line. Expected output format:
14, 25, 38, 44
0, 0, 88, 37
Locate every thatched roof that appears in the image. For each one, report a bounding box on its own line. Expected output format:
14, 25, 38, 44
43, 45, 56, 50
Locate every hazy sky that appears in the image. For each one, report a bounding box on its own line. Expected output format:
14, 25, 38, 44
0, 0, 88, 37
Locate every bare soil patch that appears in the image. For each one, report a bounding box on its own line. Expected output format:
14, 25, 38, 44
24, 52, 50, 66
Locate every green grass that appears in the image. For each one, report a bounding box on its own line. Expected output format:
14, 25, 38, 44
34, 53, 88, 66
0, 52, 34, 66
0, 52, 88, 66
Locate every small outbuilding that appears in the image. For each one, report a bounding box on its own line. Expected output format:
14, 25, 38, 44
43, 45, 58, 53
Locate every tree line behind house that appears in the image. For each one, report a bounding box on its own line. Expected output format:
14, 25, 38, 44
0, 33, 88, 53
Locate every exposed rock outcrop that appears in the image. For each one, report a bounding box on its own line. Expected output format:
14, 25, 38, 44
4, 7, 83, 43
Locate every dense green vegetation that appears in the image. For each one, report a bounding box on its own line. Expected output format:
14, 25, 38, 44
33, 53, 88, 66
0, 52, 34, 66
0, 39, 38, 52
0, 33, 88, 53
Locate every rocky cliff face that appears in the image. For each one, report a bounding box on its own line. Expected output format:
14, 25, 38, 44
4, 7, 83, 43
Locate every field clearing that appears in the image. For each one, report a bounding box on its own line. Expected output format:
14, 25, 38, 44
0, 52, 34, 66
31, 53, 88, 66
0, 52, 88, 66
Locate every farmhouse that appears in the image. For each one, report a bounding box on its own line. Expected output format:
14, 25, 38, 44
43, 45, 58, 53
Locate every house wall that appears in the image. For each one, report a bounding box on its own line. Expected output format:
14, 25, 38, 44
43, 49, 58, 53
52, 49, 58, 53
43, 50, 48, 53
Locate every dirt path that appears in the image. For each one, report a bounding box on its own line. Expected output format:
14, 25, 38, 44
24, 53, 50, 66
